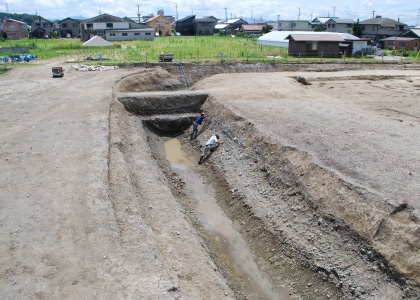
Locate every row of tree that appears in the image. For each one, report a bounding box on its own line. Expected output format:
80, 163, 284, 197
0, 12, 38, 24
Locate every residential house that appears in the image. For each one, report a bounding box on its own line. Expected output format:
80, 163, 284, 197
105, 28, 155, 41
359, 16, 406, 47
145, 15, 172, 36
225, 18, 248, 34
194, 17, 216, 35
58, 17, 80, 38
175, 15, 195, 36
0, 18, 29, 39
239, 24, 265, 35
324, 18, 354, 33
310, 17, 332, 30
80, 13, 150, 41
398, 27, 420, 51
31, 16, 55, 38
278, 20, 311, 31
214, 23, 228, 34
384, 37, 419, 51
286, 33, 344, 57
338, 33, 369, 55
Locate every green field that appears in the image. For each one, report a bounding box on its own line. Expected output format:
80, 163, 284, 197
1, 36, 418, 65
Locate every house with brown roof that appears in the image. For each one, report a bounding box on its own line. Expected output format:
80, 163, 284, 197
239, 24, 265, 36
145, 15, 171, 36
285, 33, 345, 57
58, 18, 80, 38
324, 18, 354, 33
80, 13, 151, 41
194, 17, 216, 35
0, 18, 29, 39
384, 37, 419, 51
31, 16, 55, 38
359, 17, 406, 47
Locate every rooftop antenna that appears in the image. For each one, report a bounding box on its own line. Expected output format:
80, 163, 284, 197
136, 5, 141, 23
333, 7, 336, 17
372, 9, 375, 18
310, 12, 313, 20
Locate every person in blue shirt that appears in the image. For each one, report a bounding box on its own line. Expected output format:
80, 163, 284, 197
190, 112, 208, 140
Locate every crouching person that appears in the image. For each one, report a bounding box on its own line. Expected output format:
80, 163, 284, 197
198, 135, 221, 164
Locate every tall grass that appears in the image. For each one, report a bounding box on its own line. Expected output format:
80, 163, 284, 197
1, 36, 288, 62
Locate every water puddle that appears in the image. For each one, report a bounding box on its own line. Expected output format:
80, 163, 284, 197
164, 138, 295, 300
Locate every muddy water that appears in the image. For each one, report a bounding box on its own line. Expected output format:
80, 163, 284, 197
164, 138, 295, 300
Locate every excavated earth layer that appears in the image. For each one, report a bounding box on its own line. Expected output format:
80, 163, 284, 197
112, 66, 420, 300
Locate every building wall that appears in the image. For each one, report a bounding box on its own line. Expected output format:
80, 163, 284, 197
288, 41, 340, 57
59, 19, 80, 38
176, 20, 195, 36
385, 39, 420, 51
352, 40, 368, 54
195, 21, 215, 35
325, 21, 353, 33
105, 30, 154, 41
278, 21, 311, 31
146, 16, 171, 36
288, 41, 306, 56
318, 42, 340, 56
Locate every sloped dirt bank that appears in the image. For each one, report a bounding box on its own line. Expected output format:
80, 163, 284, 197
179, 99, 420, 299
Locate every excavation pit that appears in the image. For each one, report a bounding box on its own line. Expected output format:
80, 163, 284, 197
110, 67, 420, 300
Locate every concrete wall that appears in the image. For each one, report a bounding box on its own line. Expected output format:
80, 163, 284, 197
106, 30, 154, 41
0, 47, 30, 53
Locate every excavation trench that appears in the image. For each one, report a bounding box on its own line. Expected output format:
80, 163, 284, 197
112, 68, 420, 300
163, 138, 293, 300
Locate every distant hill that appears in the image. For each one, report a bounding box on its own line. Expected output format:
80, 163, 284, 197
0, 12, 37, 24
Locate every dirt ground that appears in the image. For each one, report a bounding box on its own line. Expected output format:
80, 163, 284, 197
1, 61, 419, 299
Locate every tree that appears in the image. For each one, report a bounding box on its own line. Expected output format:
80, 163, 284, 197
314, 24, 323, 32
353, 19, 362, 37
262, 24, 273, 34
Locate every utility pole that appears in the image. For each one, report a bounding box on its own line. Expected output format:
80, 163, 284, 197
136, 5, 141, 23
333, 7, 336, 17
99, 6, 102, 15
251, 10, 253, 23
298, 6, 300, 21
5, 1, 9, 13
372, 9, 375, 18
393, 17, 399, 56
176, 4, 178, 21
224, 7, 228, 21
310, 12, 313, 20
417, 8, 420, 26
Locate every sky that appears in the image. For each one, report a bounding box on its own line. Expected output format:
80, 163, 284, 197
1, 0, 419, 26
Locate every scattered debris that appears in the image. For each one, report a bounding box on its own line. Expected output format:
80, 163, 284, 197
73, 64, 119, 72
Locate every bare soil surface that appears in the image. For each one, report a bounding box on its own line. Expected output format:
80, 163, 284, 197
1, 61, 419, 300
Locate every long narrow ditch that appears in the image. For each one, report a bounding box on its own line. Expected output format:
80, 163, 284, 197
111, 66, 420, 300
163, 138, 294, 300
